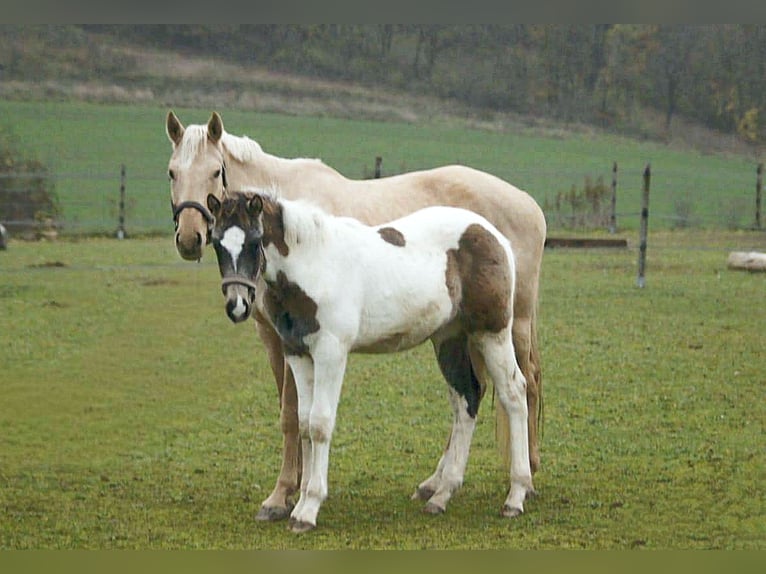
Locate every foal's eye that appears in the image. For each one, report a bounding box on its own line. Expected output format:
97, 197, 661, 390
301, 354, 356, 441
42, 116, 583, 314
213, 169, 221, 179
168, 170, 175, 181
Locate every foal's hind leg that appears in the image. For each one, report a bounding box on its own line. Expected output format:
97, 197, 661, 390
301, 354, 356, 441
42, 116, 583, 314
474, 330, 534, 517
414, 335, 482, 514
420, 387, 477, 514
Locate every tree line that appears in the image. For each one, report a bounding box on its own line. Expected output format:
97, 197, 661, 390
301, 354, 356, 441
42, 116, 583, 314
6, 25, 766, 144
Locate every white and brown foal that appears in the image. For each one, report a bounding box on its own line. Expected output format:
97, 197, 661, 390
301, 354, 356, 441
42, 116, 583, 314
208, 191, 534, 533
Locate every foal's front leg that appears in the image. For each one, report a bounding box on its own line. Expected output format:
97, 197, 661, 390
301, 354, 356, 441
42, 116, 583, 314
253, 316, 301, 521
287, 340, 348, 533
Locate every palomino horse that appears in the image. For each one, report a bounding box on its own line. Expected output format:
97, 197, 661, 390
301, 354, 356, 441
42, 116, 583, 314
208, 191, 534, 532
165, 111, 546, 522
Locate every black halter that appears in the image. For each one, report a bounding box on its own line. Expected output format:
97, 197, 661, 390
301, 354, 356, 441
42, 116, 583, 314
170, 162, 228, 243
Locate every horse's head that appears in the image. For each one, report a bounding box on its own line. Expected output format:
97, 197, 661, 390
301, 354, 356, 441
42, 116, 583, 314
166, 111, 228, 261
208, 192, 265, 323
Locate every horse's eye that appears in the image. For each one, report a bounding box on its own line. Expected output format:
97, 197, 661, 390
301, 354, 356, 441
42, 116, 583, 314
168, 170, 175, 181
213, 169, 221, 179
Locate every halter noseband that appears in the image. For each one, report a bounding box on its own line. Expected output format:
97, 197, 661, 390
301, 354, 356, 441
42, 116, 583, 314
220, 275, 259, 295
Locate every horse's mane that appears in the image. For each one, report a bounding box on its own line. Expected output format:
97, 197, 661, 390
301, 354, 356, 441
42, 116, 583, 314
221, 131, 264, 163
222, 130, 329, 170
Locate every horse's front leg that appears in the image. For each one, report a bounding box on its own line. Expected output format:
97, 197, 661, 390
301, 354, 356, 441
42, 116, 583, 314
253, 314, 301, 521
287, 340, 348, 533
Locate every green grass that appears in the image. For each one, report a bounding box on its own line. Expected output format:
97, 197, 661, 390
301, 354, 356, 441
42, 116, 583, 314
0, 99, 760, 235
1, 231, 763, 549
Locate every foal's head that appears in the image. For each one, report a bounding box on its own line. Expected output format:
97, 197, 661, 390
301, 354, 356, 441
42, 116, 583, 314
208, 192, 265, 323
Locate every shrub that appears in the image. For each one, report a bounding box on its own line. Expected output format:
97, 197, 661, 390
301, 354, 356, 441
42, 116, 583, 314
0, 124, 58, 238
544, 175, 611, 230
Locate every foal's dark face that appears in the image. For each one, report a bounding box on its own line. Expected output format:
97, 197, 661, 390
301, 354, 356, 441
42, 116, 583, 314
208, 193, 265, 323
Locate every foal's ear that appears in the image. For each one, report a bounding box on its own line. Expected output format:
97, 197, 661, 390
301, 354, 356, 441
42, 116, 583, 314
207, 112, 224, 144
207, 194, 222, 216
166, 110, 185, 147
247, 195, 264, 217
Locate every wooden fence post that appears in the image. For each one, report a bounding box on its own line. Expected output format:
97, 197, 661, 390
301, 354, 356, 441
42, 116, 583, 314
637, 164, 651, 288
117, 164, 126, 239
374, 156, 382, 179
609, 161, 618, 234
756, 162, 763, 230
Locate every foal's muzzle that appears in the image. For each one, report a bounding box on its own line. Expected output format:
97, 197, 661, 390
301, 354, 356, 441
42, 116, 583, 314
221, 276, 258, 324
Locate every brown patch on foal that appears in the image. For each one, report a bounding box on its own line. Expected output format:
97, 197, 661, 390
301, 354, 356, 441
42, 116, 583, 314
378, 226, 406, 247
261, 197, 290, 257
263, 270, 320, 357
445, 223, 511, 333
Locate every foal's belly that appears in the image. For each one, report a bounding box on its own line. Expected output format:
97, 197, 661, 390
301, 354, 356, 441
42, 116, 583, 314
351, 299, 453, 354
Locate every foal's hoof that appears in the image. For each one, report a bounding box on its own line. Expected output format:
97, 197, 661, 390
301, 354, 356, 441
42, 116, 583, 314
288, 517, 316, 533
255, 503, 293, 522
411, 486, 435, 501
423, 501, 446, 515
501, 504, 523, 518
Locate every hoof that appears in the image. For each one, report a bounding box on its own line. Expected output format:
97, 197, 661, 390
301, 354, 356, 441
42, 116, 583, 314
255, 503, 293, 522
288, 517, 316, 533
411, 486, 435, 501
422, 501, 445, 515
501, 504, 523, 518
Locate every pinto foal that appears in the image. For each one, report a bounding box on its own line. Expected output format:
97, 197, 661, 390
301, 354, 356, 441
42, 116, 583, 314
208, 191, 533, 533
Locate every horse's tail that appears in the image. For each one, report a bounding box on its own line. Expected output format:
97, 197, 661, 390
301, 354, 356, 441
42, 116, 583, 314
530, 307, 543, 448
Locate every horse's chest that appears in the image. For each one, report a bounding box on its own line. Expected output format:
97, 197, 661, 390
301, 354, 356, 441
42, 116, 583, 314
262, 270, 320, 357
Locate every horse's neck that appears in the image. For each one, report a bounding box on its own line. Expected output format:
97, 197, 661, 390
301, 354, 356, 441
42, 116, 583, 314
223, 133, 344, 190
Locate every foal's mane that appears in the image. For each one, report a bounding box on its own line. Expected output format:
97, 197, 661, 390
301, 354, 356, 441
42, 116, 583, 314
279, 197, 332, 251
224, 189, 333, 251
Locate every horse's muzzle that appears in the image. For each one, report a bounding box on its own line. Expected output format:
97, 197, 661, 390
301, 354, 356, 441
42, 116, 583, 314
175, 231, 204, 261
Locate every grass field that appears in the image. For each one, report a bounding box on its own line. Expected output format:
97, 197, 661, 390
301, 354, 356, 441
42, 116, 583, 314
1, 230, 763, 549
0, 99, 760, 235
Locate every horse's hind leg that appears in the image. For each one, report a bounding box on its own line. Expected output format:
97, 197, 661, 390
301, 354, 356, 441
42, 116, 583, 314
474, 330, 534, 517
253, 315, 301, 521
414, 334, 482, 514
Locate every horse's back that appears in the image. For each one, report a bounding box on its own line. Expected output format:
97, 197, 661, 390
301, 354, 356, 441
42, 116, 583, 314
343, 165, 543, 278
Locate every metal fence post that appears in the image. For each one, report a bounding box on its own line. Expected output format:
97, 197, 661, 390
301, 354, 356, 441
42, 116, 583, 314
637, 164, 651, 288
117, 164, 126, 239
756, 162, 763, 230
609, 161, 618, 234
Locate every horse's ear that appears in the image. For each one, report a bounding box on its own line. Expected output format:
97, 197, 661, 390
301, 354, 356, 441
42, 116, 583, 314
207, 194, 222, 217
207, 112, 224, 144
248, 194, 264, 217
166, 111, 185, 147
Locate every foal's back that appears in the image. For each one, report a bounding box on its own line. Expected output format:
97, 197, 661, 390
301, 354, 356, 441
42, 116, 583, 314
298, 204, 515, 354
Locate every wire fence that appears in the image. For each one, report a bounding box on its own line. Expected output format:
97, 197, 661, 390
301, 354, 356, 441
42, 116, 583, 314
0, 159, 764, 240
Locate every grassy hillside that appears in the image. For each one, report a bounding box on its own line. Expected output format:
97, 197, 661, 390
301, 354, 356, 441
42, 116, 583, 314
0, 99, 761, 235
